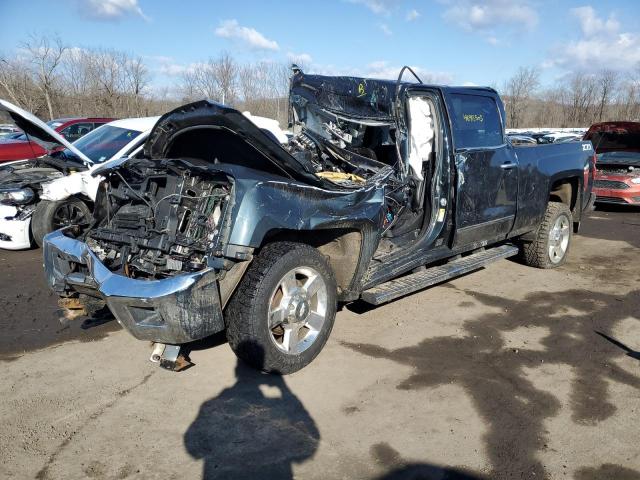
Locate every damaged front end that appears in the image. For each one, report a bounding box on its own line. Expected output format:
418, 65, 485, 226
44, 157, 234, 344
0, 161, 65, 248
43, 97, 394, 349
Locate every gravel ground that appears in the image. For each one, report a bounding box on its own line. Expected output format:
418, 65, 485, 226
0, 205, 638, 480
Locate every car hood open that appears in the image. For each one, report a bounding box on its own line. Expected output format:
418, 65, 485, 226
143, 100, 323, 184
0, 99, 92, 164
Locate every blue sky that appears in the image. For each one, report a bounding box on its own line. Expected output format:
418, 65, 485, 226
1, 0, 639, 90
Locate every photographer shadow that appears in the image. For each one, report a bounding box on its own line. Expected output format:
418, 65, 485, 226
184, 342, 319, 479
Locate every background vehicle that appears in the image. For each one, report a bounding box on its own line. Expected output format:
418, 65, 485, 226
507, 134, 537, 146
44, 69, 595, 374
0, 124, 21, 139
0, 99, 155, 249
0, 116, 114, 164
584, 121, 640, 205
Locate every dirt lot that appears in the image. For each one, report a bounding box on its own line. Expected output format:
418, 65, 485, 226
0, 206, 639, 480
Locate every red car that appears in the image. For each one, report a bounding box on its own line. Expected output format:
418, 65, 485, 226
0, 116, 115, 163
584, 121, 640, 205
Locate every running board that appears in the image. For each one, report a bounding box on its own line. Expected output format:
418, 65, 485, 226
360, 244, 519, 305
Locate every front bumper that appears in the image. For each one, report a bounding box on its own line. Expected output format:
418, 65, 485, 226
0, 205, 32, 250
593, 185, 640, 205
43, 229, 225, 344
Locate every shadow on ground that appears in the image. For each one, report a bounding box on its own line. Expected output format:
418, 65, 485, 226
184, 343, 319, 479
344, 287, 640, 479
371, 442, 488, 479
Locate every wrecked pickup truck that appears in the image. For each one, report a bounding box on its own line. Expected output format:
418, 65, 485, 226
43, 68, 596, 373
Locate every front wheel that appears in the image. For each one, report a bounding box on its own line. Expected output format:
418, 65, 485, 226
31, 199, 92, 247
522, 201, 573, 269
225, 242, 337, 374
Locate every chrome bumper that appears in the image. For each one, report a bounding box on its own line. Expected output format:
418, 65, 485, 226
43, 229, 225, 344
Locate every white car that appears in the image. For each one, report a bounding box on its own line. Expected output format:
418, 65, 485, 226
0, 99, 159, 249
0, 100, 290, 250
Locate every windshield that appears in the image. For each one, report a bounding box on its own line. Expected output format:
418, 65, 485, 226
60, 125, 141, 163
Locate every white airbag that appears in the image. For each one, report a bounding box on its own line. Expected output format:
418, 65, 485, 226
407, 97, 434, 181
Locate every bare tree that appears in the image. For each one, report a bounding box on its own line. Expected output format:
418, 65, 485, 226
595, 70, 617, 122
213, 53, 238, 105
0, 56, 41, 112
20, 34, 67, 120
123, 55, 149, 115
503, 67, 540, 128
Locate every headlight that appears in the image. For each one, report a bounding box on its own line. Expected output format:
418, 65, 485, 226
631, 177, 640, 185
0, 188, 35, 205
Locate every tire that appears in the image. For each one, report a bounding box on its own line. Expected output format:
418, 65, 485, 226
31, 199, 92, 247
225, 241, 337, 374
522, 201, 573, 269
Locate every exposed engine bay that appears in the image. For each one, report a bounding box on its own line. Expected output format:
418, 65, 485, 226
596, 164, 640, 176
86, 159, 231, 280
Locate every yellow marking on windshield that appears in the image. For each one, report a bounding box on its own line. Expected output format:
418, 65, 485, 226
463, 114, 484, 122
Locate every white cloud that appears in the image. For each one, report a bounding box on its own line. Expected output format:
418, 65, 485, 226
442, 0, 538, 33
571, 6, 620, 37
548, 6, 640, 71
363, 60, 453, 84
406, 9, 420, 21
300, 60, 451, 83
214, 19, 279, 51
345, 0, 398, 16
379, 23, 393, 36
145, 55, 202, 77
78, 0, 149, 21
287, 52, 313, 65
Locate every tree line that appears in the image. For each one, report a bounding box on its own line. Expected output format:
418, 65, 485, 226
502, 66, 640, 128
1, 34, 640, 129
0, 34, 292, 126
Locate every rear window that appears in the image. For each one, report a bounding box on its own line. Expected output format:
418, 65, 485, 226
448, 94, 503, 149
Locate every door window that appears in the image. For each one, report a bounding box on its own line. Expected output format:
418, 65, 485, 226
60, 122, 94, 142
448, 94, 503, 149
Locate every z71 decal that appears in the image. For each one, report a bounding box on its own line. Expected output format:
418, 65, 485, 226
582, 143, 592, 151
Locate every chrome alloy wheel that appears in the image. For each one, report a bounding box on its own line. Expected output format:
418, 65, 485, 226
268, 266, 328, 355
549, 214, 570, 264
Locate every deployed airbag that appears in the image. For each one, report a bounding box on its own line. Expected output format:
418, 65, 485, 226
407, 97, 434, 181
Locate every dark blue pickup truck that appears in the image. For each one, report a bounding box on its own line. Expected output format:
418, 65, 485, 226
43, 68, 596, 373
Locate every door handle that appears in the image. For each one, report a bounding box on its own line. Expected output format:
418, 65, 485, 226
500, 162, 517, 170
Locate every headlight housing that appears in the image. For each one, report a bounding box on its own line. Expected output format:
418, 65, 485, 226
0, 188, 35, 206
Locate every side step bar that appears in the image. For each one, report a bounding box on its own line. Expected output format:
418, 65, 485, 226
360, 244, 519, 305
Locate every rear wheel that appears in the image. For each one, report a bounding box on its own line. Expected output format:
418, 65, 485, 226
225, 242, 337, 374
522, 201, 573, 269
31, 199, 91, 247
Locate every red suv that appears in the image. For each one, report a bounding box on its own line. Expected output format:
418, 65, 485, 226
0, 117, 115, 163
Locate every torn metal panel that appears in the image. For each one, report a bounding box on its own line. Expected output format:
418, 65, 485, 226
290, 72, 397, 122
